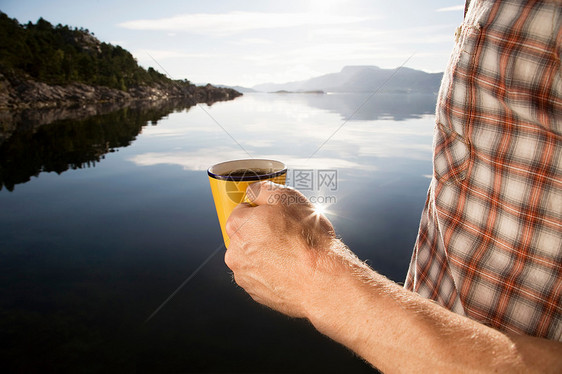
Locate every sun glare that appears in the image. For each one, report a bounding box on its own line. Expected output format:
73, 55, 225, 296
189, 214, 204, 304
312, 203, 329, 216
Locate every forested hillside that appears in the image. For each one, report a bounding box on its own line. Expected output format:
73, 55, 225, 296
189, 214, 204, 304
0, 12, 240, 110
0, 12, 176, 90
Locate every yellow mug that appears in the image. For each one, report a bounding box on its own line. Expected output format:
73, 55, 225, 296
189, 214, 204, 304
208, 159, 287, 247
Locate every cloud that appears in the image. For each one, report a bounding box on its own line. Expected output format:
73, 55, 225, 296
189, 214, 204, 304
134, 49, 216, 60
311, 23, 456, 43
128, 150, 366, 171
118, 11, 373, 36
128, 148, 246, 171
265, 156, 366, 170
436, 5, 465, 12
230, 38, 274, 45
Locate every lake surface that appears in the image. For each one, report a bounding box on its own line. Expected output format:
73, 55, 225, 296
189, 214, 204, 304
0, 92, 436, 373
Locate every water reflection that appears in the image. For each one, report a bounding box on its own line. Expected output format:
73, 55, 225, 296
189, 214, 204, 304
0, 93, 437, 192
0, 99, 195, 191
0, 92, 436, 372
301, 92, 437, 121
128, 93, 436, 173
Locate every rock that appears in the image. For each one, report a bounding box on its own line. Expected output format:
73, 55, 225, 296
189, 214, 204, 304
0, 71, 242, 111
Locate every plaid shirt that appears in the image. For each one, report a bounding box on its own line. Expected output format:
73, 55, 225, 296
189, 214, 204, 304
405, 0, 561, 340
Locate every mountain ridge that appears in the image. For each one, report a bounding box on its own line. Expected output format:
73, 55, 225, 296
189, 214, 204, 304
252, 65, 443, 94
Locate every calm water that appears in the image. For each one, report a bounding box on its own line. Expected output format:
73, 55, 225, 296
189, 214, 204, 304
0, 92, 435, 373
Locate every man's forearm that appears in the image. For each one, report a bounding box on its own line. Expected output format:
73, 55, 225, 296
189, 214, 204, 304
304, 240, 562, 374
225, 184, 562, 373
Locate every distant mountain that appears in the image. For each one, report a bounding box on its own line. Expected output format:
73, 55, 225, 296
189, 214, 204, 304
252, 66, 443, 94
216, 85, 257, 93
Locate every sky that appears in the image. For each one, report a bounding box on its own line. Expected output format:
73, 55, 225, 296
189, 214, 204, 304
1, 0, 465, 87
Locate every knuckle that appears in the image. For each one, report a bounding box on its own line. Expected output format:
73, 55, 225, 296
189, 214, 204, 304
225, 214, 241, 237
224, 248, 237, 270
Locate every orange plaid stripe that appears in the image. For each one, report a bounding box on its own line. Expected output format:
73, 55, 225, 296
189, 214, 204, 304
405, 0, 561, 340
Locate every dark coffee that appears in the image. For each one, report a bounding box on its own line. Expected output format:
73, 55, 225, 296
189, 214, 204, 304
224, 168, 275, 177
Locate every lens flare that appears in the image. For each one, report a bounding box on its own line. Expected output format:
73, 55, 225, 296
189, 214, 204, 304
312, 203, 328, 216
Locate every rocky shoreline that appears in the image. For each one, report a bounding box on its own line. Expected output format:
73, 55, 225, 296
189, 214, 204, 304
0, 71, 243, 146
0, 71, 242, 111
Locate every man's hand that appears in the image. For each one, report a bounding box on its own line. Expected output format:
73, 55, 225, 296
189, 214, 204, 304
224, 180, 341, 318
222, 182, 562, 374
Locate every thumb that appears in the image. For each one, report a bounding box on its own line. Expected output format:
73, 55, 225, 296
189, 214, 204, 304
246, 180, 305, 206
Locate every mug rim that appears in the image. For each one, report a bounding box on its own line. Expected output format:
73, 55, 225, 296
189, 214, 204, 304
207, 159, 287, 181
